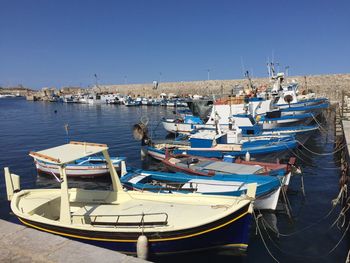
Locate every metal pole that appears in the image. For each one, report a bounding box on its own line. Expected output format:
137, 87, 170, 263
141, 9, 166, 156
59, 166, 71, 224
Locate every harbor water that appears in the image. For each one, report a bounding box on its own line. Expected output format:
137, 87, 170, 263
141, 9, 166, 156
0, 97, 348, 262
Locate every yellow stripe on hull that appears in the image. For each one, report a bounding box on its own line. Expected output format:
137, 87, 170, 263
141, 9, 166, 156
18, 210, 249, 242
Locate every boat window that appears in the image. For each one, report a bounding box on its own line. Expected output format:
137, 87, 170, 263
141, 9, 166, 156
89, 160, 105, 164
246, 129, 255, 135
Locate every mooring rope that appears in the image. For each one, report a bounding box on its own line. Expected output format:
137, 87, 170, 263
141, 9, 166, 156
293, 147, 342, 170
260, 184, 347, 237
296, 139, 346, 156
49, 170, 63, 183
282, 142, 341, 170
259, 215, 350, 260
330, 197, 350, 230
311, 113, 329, 133
253, 212, 280, 263
346, 247, 350, 263
255, 207, 350, 260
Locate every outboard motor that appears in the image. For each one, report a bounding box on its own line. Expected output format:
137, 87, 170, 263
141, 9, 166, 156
132, 117, 151, 159
133, 123, 148, 142
284, 94, 293, 107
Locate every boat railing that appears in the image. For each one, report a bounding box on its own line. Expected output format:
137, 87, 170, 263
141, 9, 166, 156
72, 212, 168, 227
141, 180, 246, 193
145, 183, 198, 193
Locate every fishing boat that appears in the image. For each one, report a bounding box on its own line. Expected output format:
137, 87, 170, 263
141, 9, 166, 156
178, 66, 328, 132
33, 156, 125, 178
258, 112, 314, 127
0, 94, 16, 98
162, 113, 318, 137
121, 168, 282, 210
124, 99, 141, 106
146, 128, 298, 160
269, 77, 328, 110
161, 151, 295, 180
4, 141, 257, 255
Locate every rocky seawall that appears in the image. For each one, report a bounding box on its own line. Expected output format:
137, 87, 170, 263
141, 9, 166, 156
98, 73, 350, 102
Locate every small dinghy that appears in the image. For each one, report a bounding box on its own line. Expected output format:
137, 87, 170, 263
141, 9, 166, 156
4, 141, 257, 256
33, 156, 125, 178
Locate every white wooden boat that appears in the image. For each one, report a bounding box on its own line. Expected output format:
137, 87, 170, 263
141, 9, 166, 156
4, 141, 257, 256
33, 156, 125, 178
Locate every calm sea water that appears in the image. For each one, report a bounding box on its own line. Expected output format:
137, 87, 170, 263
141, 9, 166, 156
0, 97, 348, 262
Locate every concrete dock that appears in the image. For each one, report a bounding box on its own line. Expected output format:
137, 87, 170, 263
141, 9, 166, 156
342, 120, 350, 147
0, 219, 148, 263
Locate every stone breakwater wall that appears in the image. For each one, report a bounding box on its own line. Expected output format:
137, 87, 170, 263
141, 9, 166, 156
98, 73, 350, 102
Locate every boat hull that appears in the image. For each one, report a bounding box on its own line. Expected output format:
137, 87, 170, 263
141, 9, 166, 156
254, 187, 281, 210
34, 157, 123, 178
16, 203, 251, 255
35, 161, 110, 178
147, 141, 295, 161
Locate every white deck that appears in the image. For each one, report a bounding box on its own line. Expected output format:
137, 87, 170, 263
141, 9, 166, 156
201, 161, 263, 174
183, 179, 245, 193
71, 199, 229, 227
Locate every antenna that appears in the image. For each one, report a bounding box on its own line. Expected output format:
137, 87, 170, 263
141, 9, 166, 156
94, 74, 101, 93
285, 66, 290, 77
267, 57, 271, 77
94, 74, 98, 87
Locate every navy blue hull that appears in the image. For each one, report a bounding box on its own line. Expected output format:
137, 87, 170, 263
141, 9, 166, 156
17, 204, 252, 255
75, 213, 252, 255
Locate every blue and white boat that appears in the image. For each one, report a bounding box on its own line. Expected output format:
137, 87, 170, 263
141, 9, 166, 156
124, 98, 141, 106
34, 155, 125, 178
162, 113, 318, 138
147, 128, 298, 160
257, 112, 315, 128
121, 168, 284, 210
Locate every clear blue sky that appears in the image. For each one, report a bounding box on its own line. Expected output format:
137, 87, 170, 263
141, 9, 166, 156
0, 0, 349, 89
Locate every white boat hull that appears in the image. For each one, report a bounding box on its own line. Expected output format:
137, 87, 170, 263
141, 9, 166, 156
254, 187, 281, 210
35, 161, 111, 177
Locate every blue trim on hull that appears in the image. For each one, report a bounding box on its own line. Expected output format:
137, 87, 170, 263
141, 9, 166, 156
274, 97, 328, 108
280, 102, 329, 112
121, 169, 281, 199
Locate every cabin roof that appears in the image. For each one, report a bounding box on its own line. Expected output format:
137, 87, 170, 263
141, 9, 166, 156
29, 141, 108, 165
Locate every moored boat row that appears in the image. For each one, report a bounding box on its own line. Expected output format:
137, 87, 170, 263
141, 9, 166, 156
2, 65, 330, 258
